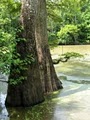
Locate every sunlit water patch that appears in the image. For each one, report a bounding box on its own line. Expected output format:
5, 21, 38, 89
52, 81, 90, 120
55, 61, 90, 84
53, 60, 90, 120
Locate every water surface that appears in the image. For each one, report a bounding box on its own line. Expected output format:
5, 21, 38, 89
0, 45, 90, 120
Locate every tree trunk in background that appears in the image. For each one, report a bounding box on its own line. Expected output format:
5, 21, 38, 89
5, 0, 44, 107
35, 0, 63, 93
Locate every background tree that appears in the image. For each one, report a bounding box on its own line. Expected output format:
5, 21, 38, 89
47, 0, 90, 45
57, 25, 79, 45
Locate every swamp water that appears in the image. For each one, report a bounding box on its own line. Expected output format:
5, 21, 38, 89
0, 61, 90, 120
0, 45, 90, 120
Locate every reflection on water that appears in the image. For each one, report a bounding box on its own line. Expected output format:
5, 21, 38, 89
52, 81, 90, 120
6, 101, 53, 120
51, 45, 90, 55
53, 60, 90, 120
55, 61, 90, 82
0, 51, 90, 120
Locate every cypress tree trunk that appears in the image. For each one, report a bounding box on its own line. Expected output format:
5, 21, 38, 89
35, 0, 63, 93
5, 0, 44, 107
5, 0, 63, 107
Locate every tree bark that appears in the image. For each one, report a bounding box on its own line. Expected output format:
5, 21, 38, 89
5, 0, 63, 107
35, 0, 63, 93
5, 0, 44, 107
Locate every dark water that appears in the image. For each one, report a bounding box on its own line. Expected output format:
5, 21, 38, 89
0, 61, 90, 120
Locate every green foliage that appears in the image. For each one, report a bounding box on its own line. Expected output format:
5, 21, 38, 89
47, 0, 90, 45
62, 52, 84, 59
12, 54, 35, 67
0, 0, 21, 74
57, 25, 79, 44
58, 25, 78, 36
0, 0, 36, 85
8, 53, 35, 85
9, 76, 27, 85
